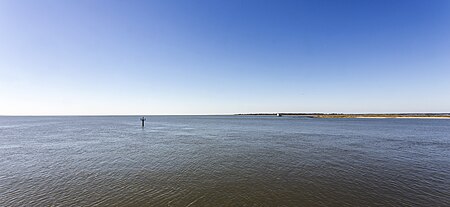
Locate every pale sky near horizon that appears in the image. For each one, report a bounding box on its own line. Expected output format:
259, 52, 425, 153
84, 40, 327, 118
1, 0, 449, 115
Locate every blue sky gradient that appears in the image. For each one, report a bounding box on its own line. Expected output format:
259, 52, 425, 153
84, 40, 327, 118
1, 0, 449, 115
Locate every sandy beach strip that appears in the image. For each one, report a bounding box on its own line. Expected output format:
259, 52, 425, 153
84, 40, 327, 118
354, 116, 450, 119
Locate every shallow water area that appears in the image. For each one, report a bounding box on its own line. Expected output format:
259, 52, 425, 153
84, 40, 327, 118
0, 116, 449, 206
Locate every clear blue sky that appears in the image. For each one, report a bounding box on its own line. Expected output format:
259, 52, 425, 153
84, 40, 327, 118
1, 0, 449, 115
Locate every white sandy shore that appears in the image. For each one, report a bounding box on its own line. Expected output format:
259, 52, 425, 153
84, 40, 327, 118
354, 116, 450, 119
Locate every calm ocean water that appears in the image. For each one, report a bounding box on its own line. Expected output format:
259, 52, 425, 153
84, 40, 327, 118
0, 116, 449, 206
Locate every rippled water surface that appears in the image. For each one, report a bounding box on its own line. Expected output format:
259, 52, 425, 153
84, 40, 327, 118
0, 116, 449, 206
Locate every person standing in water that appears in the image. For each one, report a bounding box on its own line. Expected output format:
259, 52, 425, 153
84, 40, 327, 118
140, 116, 146, 127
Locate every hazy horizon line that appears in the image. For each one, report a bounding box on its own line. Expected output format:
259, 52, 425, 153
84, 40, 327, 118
1, 112, 449, 116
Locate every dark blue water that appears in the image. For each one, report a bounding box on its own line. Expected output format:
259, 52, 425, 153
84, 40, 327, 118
0, 116, 449, 206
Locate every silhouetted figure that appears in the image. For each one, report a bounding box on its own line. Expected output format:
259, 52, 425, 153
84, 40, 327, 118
140, 116, 146, 127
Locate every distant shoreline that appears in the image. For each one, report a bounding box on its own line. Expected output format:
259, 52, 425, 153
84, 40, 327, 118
235, 113, 450, 119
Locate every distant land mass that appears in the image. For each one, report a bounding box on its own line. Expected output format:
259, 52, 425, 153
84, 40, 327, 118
236, 113, 450, 119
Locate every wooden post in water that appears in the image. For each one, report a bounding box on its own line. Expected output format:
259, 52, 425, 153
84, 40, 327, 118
140, 116, 146, 127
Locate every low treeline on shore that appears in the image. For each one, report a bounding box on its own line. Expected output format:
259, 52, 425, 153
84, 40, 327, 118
236, 113, 450, 119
